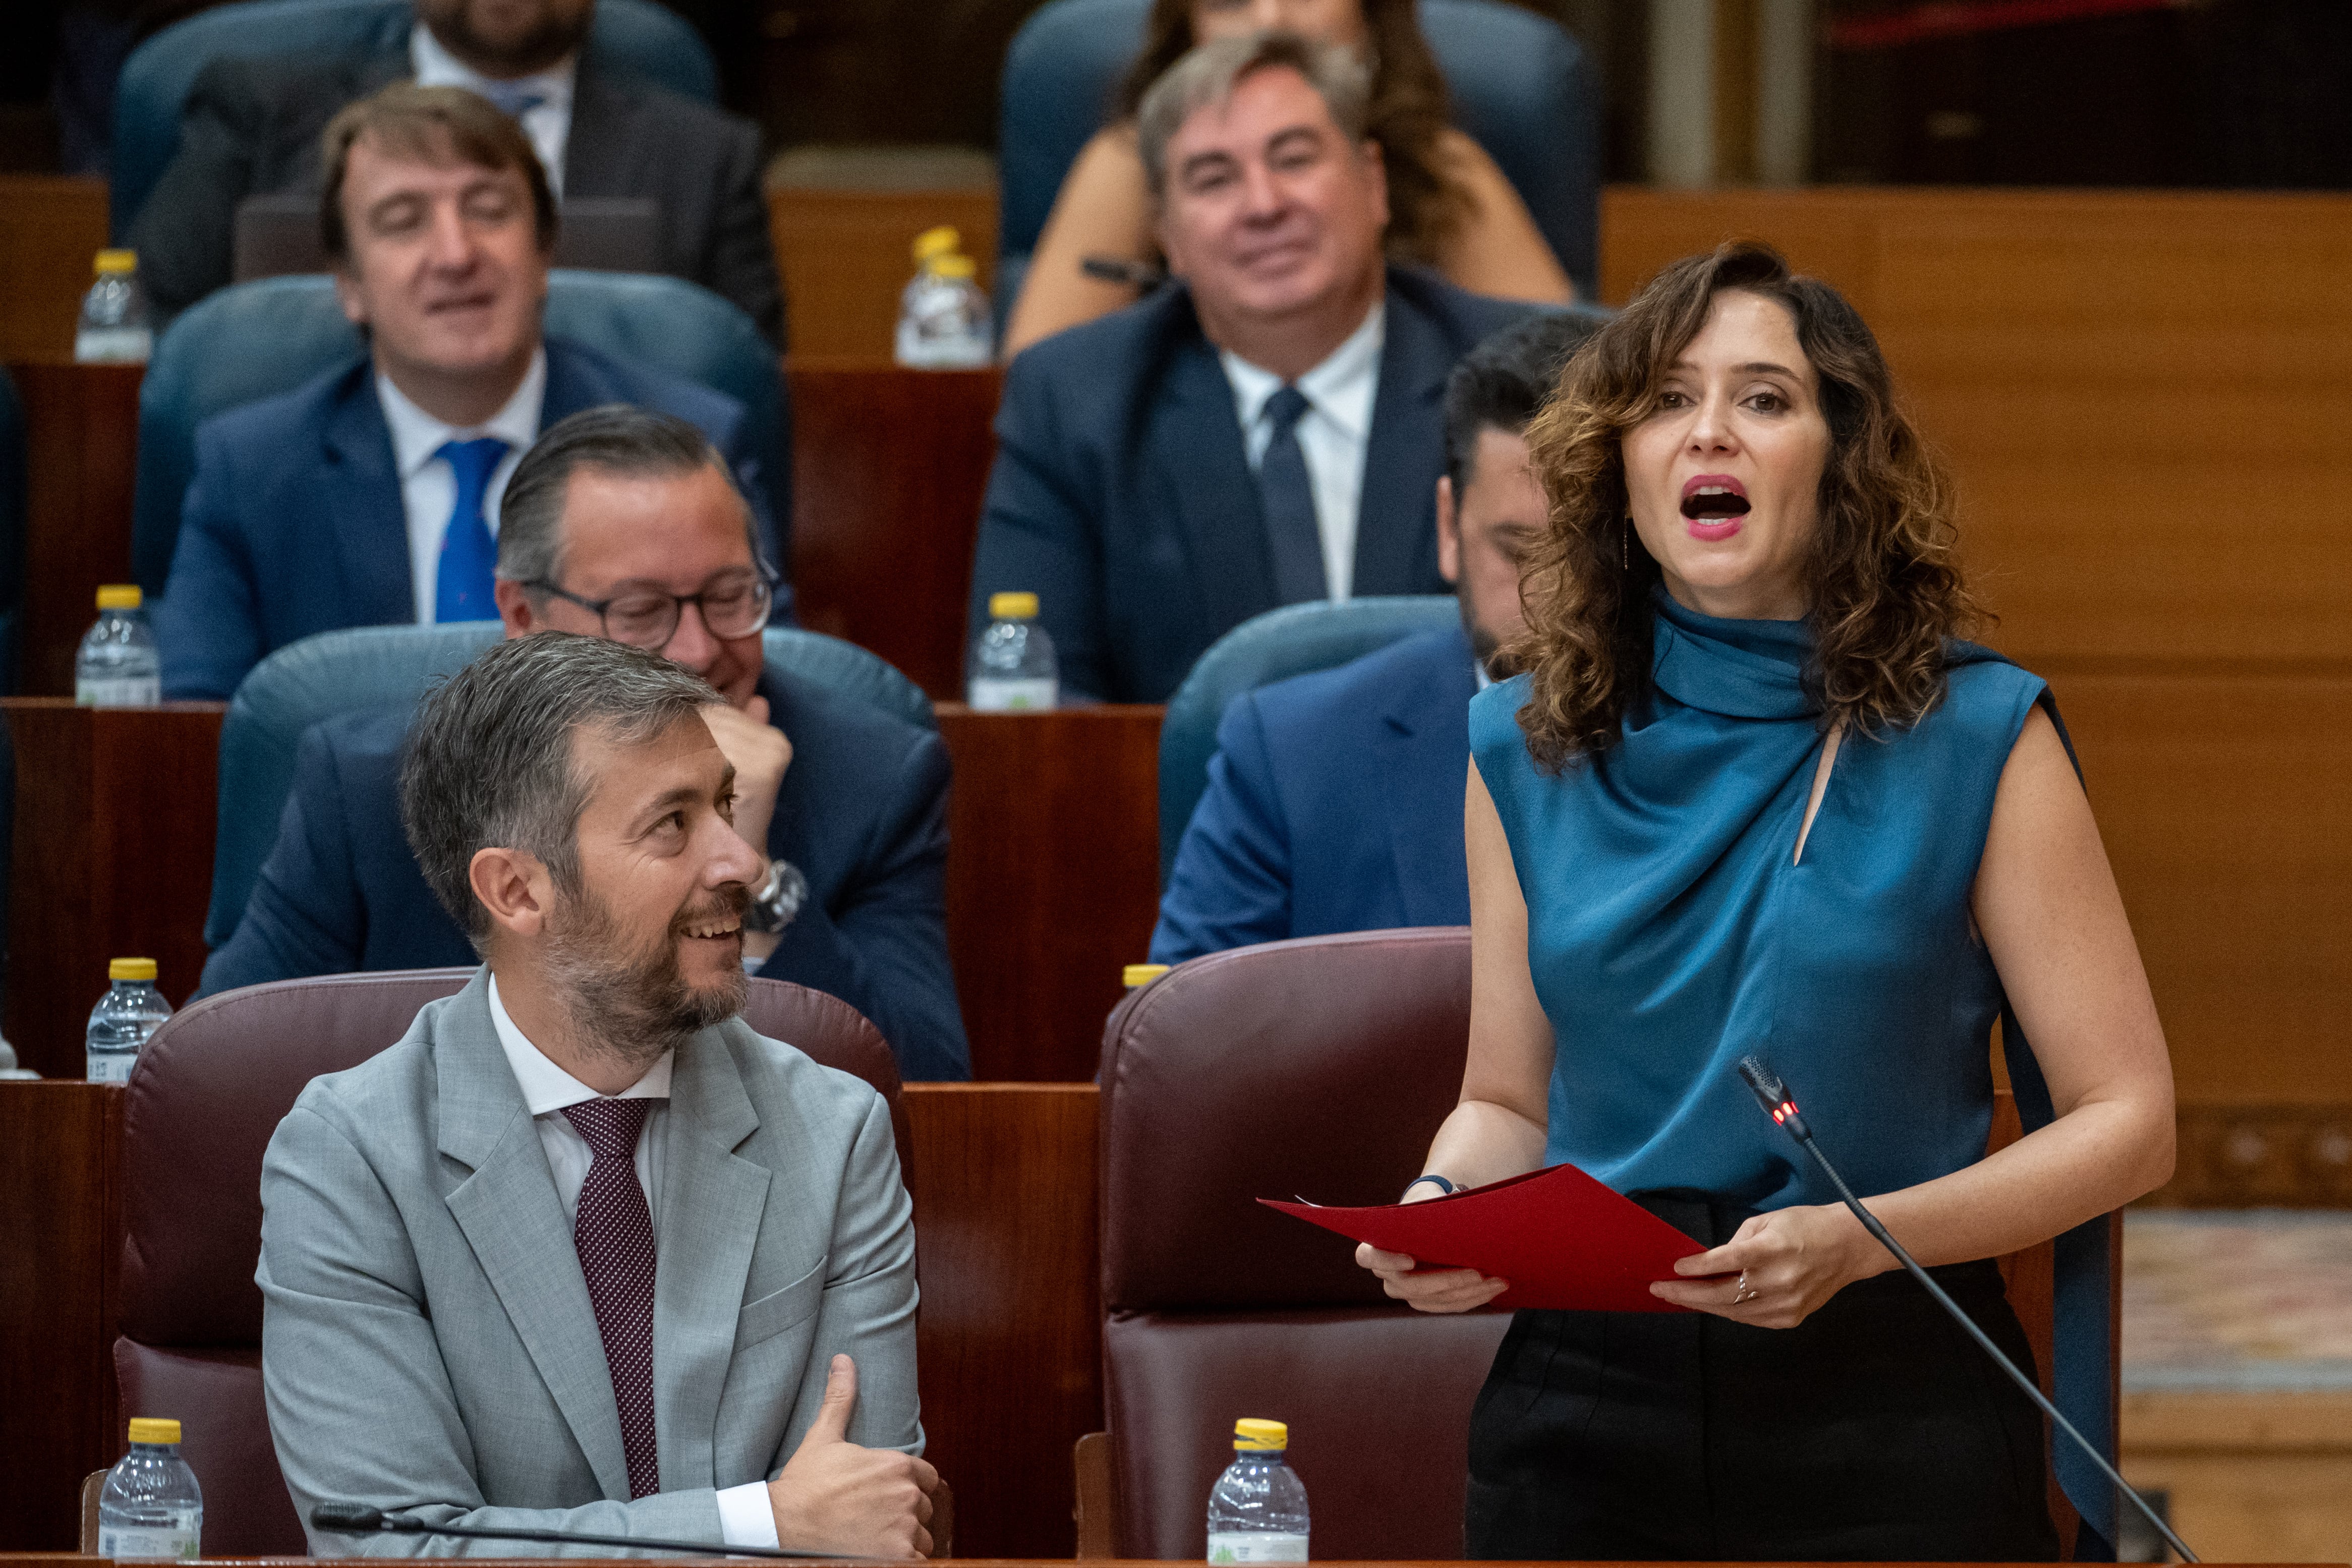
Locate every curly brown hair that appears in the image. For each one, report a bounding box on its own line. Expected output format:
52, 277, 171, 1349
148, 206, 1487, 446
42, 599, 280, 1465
1508, 242, 1983, 771
1113, 0, 1471, 264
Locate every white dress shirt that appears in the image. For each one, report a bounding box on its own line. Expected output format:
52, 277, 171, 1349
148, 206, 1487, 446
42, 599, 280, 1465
376, 350, 545, 624
1220, 302, 1386, 603
485, 977, 781, 1547
411, 25, 577, 197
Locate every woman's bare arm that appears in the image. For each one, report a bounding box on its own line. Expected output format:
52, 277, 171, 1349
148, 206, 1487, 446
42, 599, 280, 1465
1428, 130, 1575, 305
1001, 128, 1158, 360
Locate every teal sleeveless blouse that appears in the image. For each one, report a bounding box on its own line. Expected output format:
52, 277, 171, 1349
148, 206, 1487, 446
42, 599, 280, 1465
1468, 590, 2118, 1545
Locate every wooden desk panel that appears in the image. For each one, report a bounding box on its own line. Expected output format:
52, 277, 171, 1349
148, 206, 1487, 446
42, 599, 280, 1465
788, 361, 999, 700
0, 178, 109, 363
937, 706, 1162, 1082
1, 702, 222, 1078
8, 361, 142, 696
768, 187, 998, 362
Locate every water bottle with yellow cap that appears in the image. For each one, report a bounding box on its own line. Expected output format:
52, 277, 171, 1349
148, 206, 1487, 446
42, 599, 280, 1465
76, 249, 153, 364
97, 1417, 203, 1558
76, 584, 162, 707
1207, 1417, 1310, 1562
894, 224, 993, 368
968, 590, 1058, 711
87, 958, 173, 1084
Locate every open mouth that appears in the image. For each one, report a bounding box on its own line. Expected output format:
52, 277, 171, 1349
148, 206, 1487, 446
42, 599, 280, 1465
1680, 478, 1752, 521
678, 916, 740, 942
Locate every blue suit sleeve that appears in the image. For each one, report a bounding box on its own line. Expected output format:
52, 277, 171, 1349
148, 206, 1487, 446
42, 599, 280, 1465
199, 723, 369, 997
759, 730, 970, 1081
1150, 692, 1294, 964
967, 353, 1110, 702
156, 426, 267, 700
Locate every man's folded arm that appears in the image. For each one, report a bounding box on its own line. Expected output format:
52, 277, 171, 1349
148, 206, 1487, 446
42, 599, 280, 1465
1151, 692, 1295, 963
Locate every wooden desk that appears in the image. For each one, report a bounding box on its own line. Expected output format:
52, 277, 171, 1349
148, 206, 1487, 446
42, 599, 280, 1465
1, 701, 222, 1079
937, 706, 1162, 1082
768, 185, 998, 362
0, 177, 109, 363
7, 360, 142, 697
789, 361, 1001, 700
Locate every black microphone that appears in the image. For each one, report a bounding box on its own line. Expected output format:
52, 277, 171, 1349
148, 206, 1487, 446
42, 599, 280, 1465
1079, 254, 1167, 289
311, 1500, 868, 1559
1731, 1055, 2197, 1564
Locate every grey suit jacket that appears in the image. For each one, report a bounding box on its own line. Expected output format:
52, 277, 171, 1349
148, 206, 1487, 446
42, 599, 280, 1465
257, 968, 920, 1556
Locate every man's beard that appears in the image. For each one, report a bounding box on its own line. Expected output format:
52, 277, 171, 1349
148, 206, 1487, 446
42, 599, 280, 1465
427, 1, 591, 78
540, 879, 749, 1073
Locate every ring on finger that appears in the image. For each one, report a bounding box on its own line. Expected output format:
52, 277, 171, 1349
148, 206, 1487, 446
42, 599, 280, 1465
1732, 1268, 1759, 1305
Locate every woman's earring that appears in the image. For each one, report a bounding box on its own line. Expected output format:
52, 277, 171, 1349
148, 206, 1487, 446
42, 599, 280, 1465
1622, 517, 1631, 571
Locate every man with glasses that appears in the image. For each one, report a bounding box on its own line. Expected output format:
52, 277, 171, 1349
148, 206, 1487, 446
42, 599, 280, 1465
200, 406, 969, 1082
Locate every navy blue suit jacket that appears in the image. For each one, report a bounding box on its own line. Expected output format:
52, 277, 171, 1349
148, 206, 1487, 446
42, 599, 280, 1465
155, 336, 778, 700
199, 668, 972, 1081
1151, 625, 1478, 962
968, 267, 1535, 703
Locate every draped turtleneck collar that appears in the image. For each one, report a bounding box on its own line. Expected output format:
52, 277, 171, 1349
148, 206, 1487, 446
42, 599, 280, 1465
1649, 587, 1820, 721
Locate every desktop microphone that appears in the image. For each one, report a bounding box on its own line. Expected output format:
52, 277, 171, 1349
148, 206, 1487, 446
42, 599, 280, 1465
310, 1500, 864, 1559
1732, 1055, 2198, 1564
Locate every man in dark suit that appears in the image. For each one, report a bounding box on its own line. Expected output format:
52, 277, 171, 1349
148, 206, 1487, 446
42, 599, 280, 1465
1151, 310, 1599, 962
966, 31, 1536, 704
154, 83, 778, 702
202, 405, 970, 1082
127, 0, 783, 343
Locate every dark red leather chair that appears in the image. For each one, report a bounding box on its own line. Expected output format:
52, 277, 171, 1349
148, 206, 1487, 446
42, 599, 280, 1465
1091, 927, 1509, 1560
112, 968, 907, 1557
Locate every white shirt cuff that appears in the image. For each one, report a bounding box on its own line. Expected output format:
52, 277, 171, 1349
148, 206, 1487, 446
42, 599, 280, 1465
716, 1480, 781, 1548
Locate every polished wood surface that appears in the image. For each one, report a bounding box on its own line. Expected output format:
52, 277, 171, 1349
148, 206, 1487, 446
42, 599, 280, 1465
936, 706, 1162, 1082
0, 178, 109, 362
769, 187, 998, 361
8, 360, 142, 696
788, 361, 1001, 699
906, 1083, 1101, 1559
2124, 1391, 2352, 1565
1, 701, 223, 1078
0, 1084, 122, 1553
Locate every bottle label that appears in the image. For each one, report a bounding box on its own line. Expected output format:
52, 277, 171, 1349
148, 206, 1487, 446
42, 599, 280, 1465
1209, 1532, 1308, 1563
74, 327, 153, 365
98, 1525, 199, 1559
87, 1051, 138, 1085
968, 677, 1058, 713
77, 676, 161, 708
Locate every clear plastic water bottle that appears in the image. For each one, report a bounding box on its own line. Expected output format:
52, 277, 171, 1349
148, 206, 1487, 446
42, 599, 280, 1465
894, 225, 993, 369
76, 585, 162, 707
968, 591, 1057, 711
75, 249, 153, 364
87, 959, 172, 1085
97, 1418, 203, 1559
1208, 1418, 1308, 1562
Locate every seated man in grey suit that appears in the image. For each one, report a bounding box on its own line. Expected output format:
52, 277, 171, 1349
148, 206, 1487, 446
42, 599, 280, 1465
129, 0, 784, 343
259, 632, 938, 1556
966, 31, 1538, 703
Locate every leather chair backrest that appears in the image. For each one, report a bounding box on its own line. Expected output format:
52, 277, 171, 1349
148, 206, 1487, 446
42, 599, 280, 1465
0, 365, 22, 694
132, 270, 788, 595
1098, 928, 1507, 1558
111, 0, 716, 239
994, 0, 1600, 315
114, 967, 903, 1556
1158, 596, 1459, 881
206, 623, 935, 947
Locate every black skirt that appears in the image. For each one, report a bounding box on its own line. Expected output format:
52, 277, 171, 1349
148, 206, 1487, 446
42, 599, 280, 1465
1465, 1190, 2061, 1562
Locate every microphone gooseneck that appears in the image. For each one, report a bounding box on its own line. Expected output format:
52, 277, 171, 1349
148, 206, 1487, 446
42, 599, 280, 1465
1732, 1055, 2198, 1564
310, 1501, 866, 1559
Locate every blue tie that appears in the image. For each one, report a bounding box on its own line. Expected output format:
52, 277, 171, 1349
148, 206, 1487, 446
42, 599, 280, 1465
1258, 385, 1327, 604
477, 82, 548, 120
434, 437, 509, 623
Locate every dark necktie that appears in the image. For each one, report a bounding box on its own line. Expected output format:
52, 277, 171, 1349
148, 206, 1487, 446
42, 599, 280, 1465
434, 436, 509, 624
561, 1097, 660, 1499
1257, 384, 1328, 604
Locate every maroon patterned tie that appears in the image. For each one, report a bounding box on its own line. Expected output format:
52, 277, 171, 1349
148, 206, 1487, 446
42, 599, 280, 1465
562, 1097, 660, 1498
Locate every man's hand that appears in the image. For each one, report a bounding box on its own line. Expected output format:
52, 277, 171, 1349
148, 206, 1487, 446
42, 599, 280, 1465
703, 697, 791, 858
768, 1355, 938, 1558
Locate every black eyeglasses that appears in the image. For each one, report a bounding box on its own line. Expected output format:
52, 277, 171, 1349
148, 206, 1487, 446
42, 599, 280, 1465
524, 568, 774, 649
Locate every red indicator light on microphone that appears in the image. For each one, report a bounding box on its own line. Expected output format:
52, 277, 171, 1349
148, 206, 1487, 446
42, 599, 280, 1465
1771, 1107, 1786, 1123
1781, 1099, 1799, 1118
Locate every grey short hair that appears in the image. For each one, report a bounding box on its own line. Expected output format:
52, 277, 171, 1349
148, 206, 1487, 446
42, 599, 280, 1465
399, 632, 721, 948
497, 404, 760, 590
1136, 31, 1375, 201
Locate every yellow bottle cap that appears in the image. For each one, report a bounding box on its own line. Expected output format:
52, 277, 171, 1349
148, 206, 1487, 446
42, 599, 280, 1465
127, 1418, 181, 1444
95, 249, 138, 274
989, 591, 1039, 620
912, 225, 961, 262
1233, 1418, 1288, 1450
96, 584, 142, 610
932, 253, 978, 280
1123, 963, 1169, 989
110, 958, 158, 982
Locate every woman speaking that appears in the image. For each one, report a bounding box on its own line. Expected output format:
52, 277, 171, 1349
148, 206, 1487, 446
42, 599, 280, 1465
1356, 243, 2177, 1560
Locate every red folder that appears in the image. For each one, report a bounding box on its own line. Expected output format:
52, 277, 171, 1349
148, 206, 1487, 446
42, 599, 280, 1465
1260, 1163, 1711, 1313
